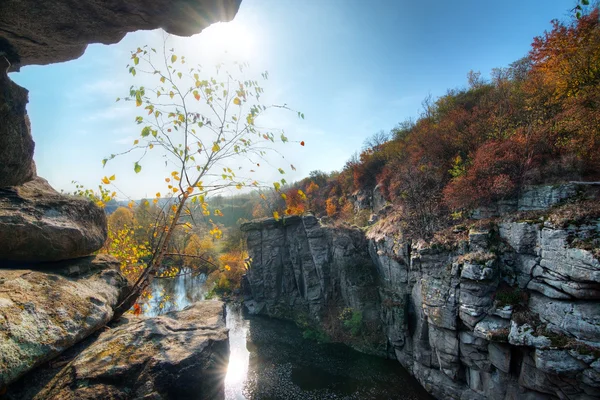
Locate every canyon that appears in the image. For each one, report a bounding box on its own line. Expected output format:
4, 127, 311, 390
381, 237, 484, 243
242, 184, 600, 399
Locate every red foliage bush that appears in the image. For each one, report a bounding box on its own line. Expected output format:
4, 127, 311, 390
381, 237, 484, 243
285, 9, 600, 236
444, 136, 529, 209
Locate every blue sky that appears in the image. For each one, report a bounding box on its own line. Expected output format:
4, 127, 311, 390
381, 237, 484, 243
10, 0, 575, 199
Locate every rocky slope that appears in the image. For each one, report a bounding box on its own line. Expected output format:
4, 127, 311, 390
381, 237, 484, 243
0, 255, 130, 388
27, 301, 229, 400
5, 301, 229, 400
242, 185, 600, 399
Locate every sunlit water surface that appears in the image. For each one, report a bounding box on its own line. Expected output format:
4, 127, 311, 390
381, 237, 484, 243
145, 275, 433, 400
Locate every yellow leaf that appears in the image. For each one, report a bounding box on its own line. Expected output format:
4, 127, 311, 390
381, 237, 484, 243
101, 177, 110, 185
233, 97, 241, 105
136, 98, 142, 107
109, 175, 116, 181
133, 139, 139, 145
156, 192, 161, 198
169, 91, 174, 99
212, 143, 220, 152
171, 54, 177, 63
273, 211, 280, 221
193, 90, 200, 101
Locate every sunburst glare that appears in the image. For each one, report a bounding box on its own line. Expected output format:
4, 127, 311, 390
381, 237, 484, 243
184, 20, 257, 62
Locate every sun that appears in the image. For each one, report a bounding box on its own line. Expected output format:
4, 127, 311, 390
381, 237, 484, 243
188, 20, 257, 62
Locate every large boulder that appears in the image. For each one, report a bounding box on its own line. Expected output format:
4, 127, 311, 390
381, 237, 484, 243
0, 58, 35, 187
33, 301, 229, 400
0, 0, 242, 69
0, 255, 130, 388
0, 177, 107, 262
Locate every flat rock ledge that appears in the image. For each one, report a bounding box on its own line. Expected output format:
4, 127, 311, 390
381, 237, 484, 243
32, 301, 229, 400
0, 177, 108, 262
0, 255, 130, 388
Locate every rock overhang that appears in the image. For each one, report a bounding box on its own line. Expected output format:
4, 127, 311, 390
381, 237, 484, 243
0, 0, 242, 70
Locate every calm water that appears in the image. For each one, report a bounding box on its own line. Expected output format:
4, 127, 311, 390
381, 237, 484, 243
146, 275, 432, 400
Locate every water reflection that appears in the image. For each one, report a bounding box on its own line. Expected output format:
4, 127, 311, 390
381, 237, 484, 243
145, 275, 432, 400
239, 310, 433, 400
144, 270, 207, 317
224, 303, 250, 400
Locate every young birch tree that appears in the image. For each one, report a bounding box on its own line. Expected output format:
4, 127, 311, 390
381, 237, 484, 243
103, 44, 303, 315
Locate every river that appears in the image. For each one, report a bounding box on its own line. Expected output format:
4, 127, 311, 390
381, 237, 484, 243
146, 275, 433, 400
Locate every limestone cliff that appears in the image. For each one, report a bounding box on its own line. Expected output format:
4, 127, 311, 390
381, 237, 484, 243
241, 215, 384, 354
242, 187, 600, 400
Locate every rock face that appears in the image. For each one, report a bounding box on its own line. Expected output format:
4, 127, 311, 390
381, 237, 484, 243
34, 301, 229, 400
0, 177, 108, 262
472, 183, 582, 219
0, 0, 242, 69
243, 203, 600, 399
241, 215, 384, 354
0, 59, 35, 187
369, 217, 600, 400
0, 255, 130, 388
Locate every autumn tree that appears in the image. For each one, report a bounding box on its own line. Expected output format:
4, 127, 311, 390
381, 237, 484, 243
325, 198, 337, 216
107, 206, 135, 233
103, 206, 152, 283
101, 43, 302, 315
284, 187, 307, 215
